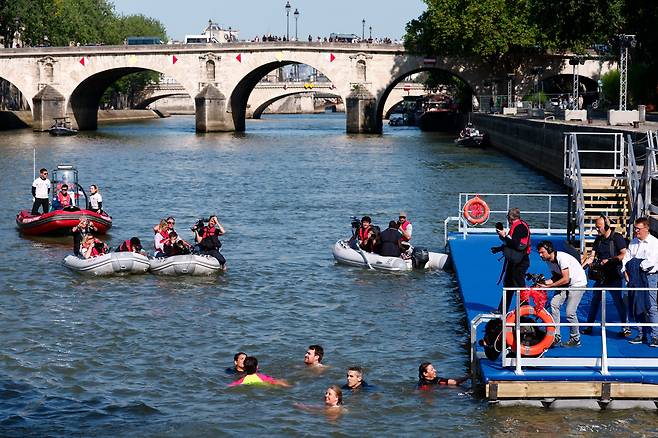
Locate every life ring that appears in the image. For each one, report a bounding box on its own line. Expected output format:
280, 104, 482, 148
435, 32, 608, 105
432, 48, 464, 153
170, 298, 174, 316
505, 305, 556, 357
462, 195, 490, 225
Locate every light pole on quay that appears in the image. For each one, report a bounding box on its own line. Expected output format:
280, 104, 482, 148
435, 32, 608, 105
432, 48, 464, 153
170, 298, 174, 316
369, 26, 372, 41
362, 19, 365, 40
294, 8, 299, 41
285, 1, 291, 41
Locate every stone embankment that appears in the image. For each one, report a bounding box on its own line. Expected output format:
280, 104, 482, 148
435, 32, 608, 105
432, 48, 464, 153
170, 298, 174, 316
0, 109, 161, 130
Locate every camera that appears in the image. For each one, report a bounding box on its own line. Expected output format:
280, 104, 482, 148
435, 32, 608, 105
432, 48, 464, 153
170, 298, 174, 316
350, 216, 361, 230
495, 222, 504, 231
525, 273, 546, 286
191, 219, 205, 232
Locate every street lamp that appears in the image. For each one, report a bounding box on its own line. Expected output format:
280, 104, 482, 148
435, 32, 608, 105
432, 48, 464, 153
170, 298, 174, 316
208, 19, 213, 43
362, 19, 366, 40
506, 73, 514, 108
285, 1, 291, 41
294, 8, 299, 41
369, 26, 372, 41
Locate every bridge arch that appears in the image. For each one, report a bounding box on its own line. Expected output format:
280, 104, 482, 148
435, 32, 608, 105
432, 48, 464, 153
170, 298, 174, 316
0, 75, 32, 112
251, 90, 341, 119
68, 67, 195, 130
375, 67, 475, 132
540, 73, 599, 105
229, 61, 339, 131
134, 93, 190, 110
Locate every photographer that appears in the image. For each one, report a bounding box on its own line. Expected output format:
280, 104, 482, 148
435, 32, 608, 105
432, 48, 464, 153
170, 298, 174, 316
193, 215, 226, 269
491, 208, 531, 312
582, 216, 629, 337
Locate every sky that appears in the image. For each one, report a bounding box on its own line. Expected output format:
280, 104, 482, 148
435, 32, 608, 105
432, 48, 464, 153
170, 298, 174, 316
110, 0, 427, 42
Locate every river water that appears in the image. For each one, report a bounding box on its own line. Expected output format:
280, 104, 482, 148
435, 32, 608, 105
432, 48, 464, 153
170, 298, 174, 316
0, 114, 655, 436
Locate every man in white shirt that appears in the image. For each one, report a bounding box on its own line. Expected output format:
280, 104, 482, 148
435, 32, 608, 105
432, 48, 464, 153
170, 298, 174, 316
89, 184, 103, 213
31, 168, 51, 215
622, 217, 658, 346
537, 240, 588, 347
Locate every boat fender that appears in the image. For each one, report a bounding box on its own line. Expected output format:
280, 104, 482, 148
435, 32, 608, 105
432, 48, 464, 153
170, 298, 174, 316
411, 247, 430, 269
505, 305, 555, 357
463, 195, 490, 225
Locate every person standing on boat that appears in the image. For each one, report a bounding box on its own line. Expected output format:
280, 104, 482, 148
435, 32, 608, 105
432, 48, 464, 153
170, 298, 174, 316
398, 212, 413, 252
493, 208, 531, 312
621, 217, 658, 347
537, 240, 588, 347
88, 185, 103, 213
581, 216, 629, 337
72, 216, 97, 256
379, 221, 403, 257
31, 168, 51, 215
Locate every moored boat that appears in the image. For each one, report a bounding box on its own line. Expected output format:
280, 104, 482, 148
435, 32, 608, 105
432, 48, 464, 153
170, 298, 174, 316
148, 254, 222, 276
332, 240, 449, 272
63, 252, 150, 276
48, 117, 78, 136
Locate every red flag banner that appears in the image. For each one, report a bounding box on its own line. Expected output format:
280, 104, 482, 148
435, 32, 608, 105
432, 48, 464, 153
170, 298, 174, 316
172, 55, 178, 64
236, 53, 242, 63
329, 53, 336, 62
79, 57, 86, 66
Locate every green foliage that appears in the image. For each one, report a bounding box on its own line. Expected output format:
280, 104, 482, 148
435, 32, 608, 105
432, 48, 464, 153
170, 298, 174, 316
601, 69, 619, 107
523, 91, 548, 105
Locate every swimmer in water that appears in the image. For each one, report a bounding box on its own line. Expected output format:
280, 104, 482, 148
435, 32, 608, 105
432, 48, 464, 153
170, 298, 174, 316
294, 385, 345, 417
228, 356, 291, 387
324, 385, 343, 408
303, 344, 325, 368
225, 351, 247, 375
417, 362, 470, 389
342, 366, 373, 392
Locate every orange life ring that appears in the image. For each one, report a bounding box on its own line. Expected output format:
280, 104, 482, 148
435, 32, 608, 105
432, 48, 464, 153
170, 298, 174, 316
505, 305, 556, 357
462, 195, 490, 225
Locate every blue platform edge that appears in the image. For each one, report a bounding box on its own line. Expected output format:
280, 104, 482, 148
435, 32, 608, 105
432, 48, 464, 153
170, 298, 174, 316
448, 232, 658, 383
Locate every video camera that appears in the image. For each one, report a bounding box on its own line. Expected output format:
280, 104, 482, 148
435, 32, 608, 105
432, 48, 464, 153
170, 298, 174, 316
191, 219, 205, 233
350, 216, 361, 230
525, 273, 546, 286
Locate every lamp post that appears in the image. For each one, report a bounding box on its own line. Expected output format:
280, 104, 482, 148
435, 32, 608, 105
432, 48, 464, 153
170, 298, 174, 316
506, 73, 514, 108
369, 26, 372, 41
362, 19, 365, 40
208, 19, 213, 43
285, 1, 291, 41
294, 8, 299, 41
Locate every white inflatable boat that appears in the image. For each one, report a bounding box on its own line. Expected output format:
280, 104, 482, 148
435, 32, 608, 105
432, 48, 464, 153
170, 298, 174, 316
332, 240, 449, 272
148, 254, 222, 276
63, 252, 150, 276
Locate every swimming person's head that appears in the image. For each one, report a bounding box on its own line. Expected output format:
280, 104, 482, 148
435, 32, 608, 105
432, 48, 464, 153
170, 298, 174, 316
243, 356, 258, 375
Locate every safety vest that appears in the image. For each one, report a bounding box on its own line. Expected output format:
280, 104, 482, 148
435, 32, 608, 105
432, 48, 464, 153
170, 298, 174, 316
399, 220, 411, 241
358, 226, 370, 241
57, 192, 72, 207
118, 239, 133, 252
509, 219, 531, 255
202, 225, 217, 238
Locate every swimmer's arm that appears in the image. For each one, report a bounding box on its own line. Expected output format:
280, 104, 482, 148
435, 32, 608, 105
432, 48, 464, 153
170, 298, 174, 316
442, 375, 470, 385
261, 374, 291, 387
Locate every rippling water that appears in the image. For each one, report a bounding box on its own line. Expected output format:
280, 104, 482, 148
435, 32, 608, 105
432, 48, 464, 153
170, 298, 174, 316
0, 114, 655, 436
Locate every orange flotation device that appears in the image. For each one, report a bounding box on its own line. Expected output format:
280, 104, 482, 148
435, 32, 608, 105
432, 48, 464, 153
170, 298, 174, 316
462, 195, 490, 225
505, 305, 556, 357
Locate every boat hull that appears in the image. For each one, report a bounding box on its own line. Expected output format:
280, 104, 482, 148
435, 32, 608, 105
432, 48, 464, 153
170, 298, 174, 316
332, 240, 448, 272
148, 254, 222, 276
455, 135, 485, 147
63, 252, 150, 276
16, 209, 112, 236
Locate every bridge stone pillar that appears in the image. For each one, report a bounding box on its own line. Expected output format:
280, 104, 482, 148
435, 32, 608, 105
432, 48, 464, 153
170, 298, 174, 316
195, 85, 234, 132
346, 85, 377, 134
32, 85, 66, 131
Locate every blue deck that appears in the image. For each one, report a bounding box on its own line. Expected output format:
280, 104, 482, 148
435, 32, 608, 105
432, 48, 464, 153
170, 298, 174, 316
449, 233, 658, 384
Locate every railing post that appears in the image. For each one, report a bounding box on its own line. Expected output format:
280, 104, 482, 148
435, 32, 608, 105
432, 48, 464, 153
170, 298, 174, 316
515, 289, 524, 375
601, 289, 609, 375
548, 196, 552, 234
501, 288, 507, 368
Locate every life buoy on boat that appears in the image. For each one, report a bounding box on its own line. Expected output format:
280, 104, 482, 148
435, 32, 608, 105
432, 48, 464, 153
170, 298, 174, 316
505, 305, 556, 357
462, 195, 490, 225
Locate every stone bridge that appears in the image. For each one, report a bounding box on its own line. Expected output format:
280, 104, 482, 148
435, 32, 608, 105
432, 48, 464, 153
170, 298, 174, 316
137, 80, 424, 119
0, 42, 614, 133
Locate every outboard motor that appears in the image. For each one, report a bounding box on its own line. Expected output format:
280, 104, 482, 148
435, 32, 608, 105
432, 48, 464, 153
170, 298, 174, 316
411, 247, 430, 269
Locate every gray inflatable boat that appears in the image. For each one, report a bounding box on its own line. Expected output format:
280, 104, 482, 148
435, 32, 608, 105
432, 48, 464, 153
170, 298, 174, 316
332, 240, 449, 272
63, 252, 150, 276
148, 254, 222, 276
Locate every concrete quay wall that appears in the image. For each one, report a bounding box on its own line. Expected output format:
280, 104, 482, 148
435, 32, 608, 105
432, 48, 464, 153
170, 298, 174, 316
471, 113, 648, 182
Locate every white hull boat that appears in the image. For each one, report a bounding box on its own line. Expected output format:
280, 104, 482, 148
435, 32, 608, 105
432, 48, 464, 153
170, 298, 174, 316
148, 254, 221, 276
63, 252, 150, 276
332, 240, 449, 272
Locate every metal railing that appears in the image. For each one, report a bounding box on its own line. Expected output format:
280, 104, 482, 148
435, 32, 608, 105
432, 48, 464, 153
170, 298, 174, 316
645, 132, 658, 216
563, 132, 626, 177
626, 133, 643, 234
470, 286, 658, 376
443, 193, 569, 243
564, 134, 586, 253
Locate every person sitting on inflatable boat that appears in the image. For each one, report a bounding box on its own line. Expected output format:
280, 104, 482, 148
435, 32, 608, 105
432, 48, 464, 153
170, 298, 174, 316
228, 356, 290, 387
81, 234, 108, 259
161, 231, 193, 257
116, 237, 145, 255
193, 215, 227, 269
72, 217, 97, 256
51, 184, 73, 210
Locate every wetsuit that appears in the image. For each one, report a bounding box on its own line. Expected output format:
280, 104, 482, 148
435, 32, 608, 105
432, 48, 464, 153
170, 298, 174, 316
417, 376, 468, 390
341, 381, 373, 392
228, 373, 278, 386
